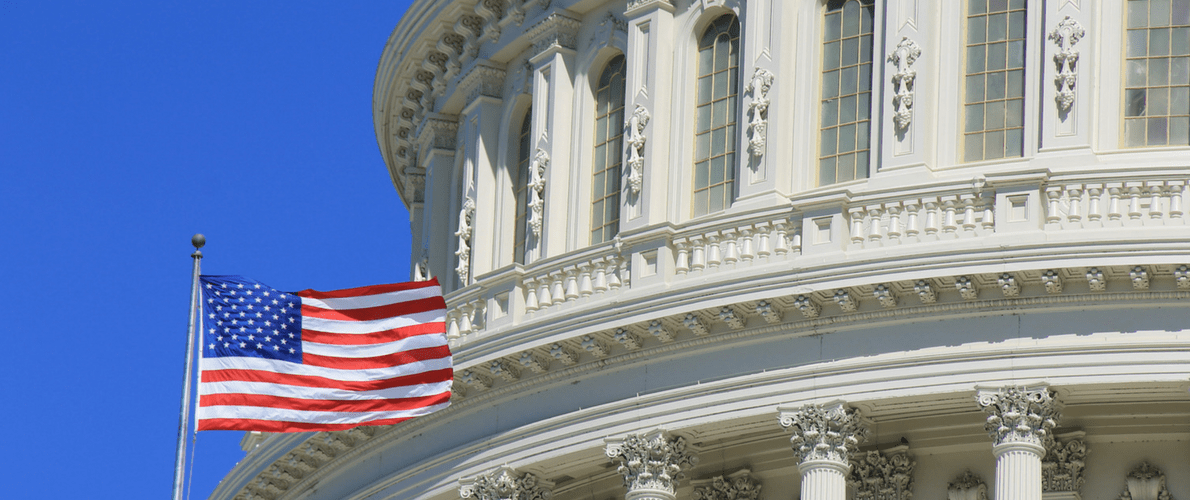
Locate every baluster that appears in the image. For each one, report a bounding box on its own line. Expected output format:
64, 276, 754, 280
789, 224, 803, 253
618, 257, 631, 288
774, 221, 791, 254
981, 197, 995, 230
578, 263, 594, 297
550, 271, 566, 305
1170, 182, 1185, 218
690, 235, 707, 271
961, 195, 977, 231
1108, 186, 1123, 220
924, 201, 940, 234
674, 238, 690, 274
1046, 187, 1063, 224
707, 232, 723, 267
722, 228, 740, 263
563, 267, 580, 300
593, 258, 609, 292
458, 303, 473, 333
755, 222, 772, 257
904, 202, 920, 237
868, 207, 885, 241
606, 257, 623, 289
942, 198, 959, 233
1148, 183, 1165, 219
1127, 184, 1144, 220
849, 207, 866, 244
524, 278, 539, 312
446, 312, 461, 341
886, 205, 902, 240
1067, 185, 1082, 222
537, 276, 553, 306
740, 227, 756, 261
1086, 185, 1103, 221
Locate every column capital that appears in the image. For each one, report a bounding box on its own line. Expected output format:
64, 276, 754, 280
527, 12, 581, 63
975, 385, 1062, 448
458, 466, 554, 500
692, 469, 762, 500
459, 61, 506, 107
605, 429, 699, 497
777, 401, 869, 465
849, 446, 915, 500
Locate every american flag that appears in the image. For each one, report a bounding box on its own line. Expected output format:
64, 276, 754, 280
196, 276, 452, 432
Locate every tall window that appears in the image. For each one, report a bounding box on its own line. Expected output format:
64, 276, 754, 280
819, 0, 875, 185
592, 55, 625, 244
964, 0, 1026, 161
1125, 0, 1190, 147
513, 108, 531, 264
694, 14, 740, 217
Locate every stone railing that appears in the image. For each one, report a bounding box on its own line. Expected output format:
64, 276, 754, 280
846, 190, 995, 249
1042, 179, 1187, 229
521, 244, 629, 313
672, 212, 801, 274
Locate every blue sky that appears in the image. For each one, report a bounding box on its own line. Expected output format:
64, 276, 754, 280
0, 2, 416, 498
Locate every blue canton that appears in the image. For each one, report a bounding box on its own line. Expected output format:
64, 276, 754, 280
200, 275, 303, 363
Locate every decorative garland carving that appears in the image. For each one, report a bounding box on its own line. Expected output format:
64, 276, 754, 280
455, 197, 476, 283
626, 104, 651, 195
777, 402, 869, 464
745, 68, 775, 157
693, 470, 762, 500
1118, 462, 1173, 500
606, 430, 699, 495
1042, 438, 1087, 493
459, 466, 554, 500
528, 148, 549, 237
887, 37, 921, 131
849, 448, 915, 500
1048, 16, 1085, 113
976, 386, 1061, 447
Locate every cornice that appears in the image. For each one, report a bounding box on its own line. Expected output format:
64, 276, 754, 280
458, 60, 506, 105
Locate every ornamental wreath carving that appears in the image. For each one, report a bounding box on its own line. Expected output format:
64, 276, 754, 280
1048, 16, 1085, 113
887, 37, 921, 131
848, 448, 915, 500
777, 402, 869, 464
976, 386, 1062, 447
459, 466, 554, 500
606, 430, 699, 494
625, 104, 651, 195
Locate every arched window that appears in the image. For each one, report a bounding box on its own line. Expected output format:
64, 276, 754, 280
1124, 0, 1190, 147
693, 14, 740, 217
592, 55, 626, 244
819, 0, 875, 185
963, 0, 1026, 160
513, 108, 532, 264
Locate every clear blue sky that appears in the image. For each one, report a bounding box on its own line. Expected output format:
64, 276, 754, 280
1, 2, 416, 498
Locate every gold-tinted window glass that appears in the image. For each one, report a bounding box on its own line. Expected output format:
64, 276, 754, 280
693, 14, 740, 217
819, 0, 875, 185
1125, 0, 1190, 146
964, 0, 1027, 161
592, 55, 625, 244
513, 108, 531, 264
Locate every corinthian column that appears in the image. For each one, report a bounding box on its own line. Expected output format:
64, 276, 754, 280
777, 401, 869, 500
975, 386, 1062, 500
458, 466, 554, 500
605, 429, 699, 500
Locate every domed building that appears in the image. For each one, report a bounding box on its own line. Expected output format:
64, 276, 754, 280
212, 1, 1189, 500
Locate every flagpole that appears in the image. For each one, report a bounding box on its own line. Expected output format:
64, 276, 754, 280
173, 234, 205, 500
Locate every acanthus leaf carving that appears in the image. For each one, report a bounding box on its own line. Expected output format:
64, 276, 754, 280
692, 470, 762, 500
777, 402, 869, 464
849, 447, 915, 500
887, 37, 921, 131
1048, 16, 1085, 113
606, 430, 699, 494
459, 466, 554, 500
745, 67, 775, 158
1118, 462, 1173, 500
976, 386, 1062, 447
1043, 437, 1087, 493
948, 471, 988, 500
626, 104, 651, 195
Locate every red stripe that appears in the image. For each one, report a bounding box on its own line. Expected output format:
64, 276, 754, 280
199, 390, 452, 413
200, 368, 454, 391
302, 345, 452, 370
301, 296, 446, 321
198, 416, 417, 432
302, 322, 446, 345
295, 278, 440, 300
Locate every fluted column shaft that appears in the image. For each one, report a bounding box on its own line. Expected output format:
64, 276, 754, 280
799, 460, 849, 500
994, 442, 1045, 500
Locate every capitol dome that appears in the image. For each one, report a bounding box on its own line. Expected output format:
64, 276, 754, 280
212, 1, 1189, 499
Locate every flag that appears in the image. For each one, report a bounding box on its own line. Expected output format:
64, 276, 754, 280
196, 276, 452, 432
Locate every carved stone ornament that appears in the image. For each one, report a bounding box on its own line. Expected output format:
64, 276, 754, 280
1042, 438, 1087, 493
1118, 462, 1174, 500
455, 197, 476, 283
975, 386, 1061, 447
605, 430, 699, 495
528, 13, 582, 56
626, 104, 651, 195
528, 148, 549, 237
948, 471, 988, 500
413, 248, 431, 281
777, 402, 869, 464
849, 448, 915, 500
692, 470, 762, 500
745, 67, 775, 157
1048, 16, 1085, 113
887, 37, 921, 131
459, 466, 554, 500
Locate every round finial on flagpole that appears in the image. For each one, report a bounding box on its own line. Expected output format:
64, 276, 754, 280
192, 234, 206, 249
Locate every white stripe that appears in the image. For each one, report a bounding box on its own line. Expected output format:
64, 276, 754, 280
301, 332, 447, 358
198, 379, 453, 401
300, 286, 440, 310
197, 401, 451, 424
301, 309, 445, 334
198, 355, 452, 382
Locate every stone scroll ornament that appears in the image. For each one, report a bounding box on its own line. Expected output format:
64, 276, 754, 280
778, 403, 869, 464
528, 148, 549, 237
1048, 16, 1085, 112
606, 431, 699, 495
976, 386, 1061, 447
745, 68, 775, 157
459, 466, 553, 500
625, 104, 651, 195
455, 197, 476, 283
887, 37, 921, 131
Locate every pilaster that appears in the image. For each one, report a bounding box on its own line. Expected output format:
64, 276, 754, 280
881, 0, 930, 171
458, 61, 507, 278
777, 401, 869, 500
417, 114, 459, 283
1040, 1, 1093, 151
621, 0, 675, 230
605, 429, 699, 500
976, 385, 1063, 500
526, 11, 581, 262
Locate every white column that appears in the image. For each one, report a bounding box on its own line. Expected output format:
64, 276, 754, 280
777, 401, 869, 500
976, 386, 1062, 500
605, 429, 698, 500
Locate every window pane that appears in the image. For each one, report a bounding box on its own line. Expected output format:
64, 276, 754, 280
841, 94, 857, 123
1126, 89, 1148, 116
965, 133, 985, 161
967, 75, 986, 102
821, 128, 838, 156
1171, 116, 1190, 143
987, 42, 1007, 71
968, 16, 987, 44
1151, 87, 1171, 115
820, 157, 837, 184
838, 153, 856, 182
966, 104, 985, 133
1149, 116, 1170, 144
1006, 128, 1023, 156
985, 130, 1005, 159
1007, 69, 1024, 98
1129, 30, 1150, 57
1126, 118, 1148, 146
967, 45, 986, 74
1006, 98, 1024, 128
1129, 1, 1149, 29
1153, 0, 1172, 26
985, 100, 1005, 130
988, 13, 1008, 41
822, 99, 839, 127
1153, 28, 1172, 56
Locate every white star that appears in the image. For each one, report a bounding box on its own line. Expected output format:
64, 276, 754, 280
272, 345, 280, 351
257, 327, 263, 333
256, 343, 263, 349
288, 348, 295, 354
246, 304, 254, 310
224, 327, 230, 333
208, 343, 215, 349
223, 342, 230, 347
280, 338, 286, 344
248, 334, 255, 340
279, 293, 287, 299
263, 291, 270, 297
255, 297, 262, 303
237, 284, 244, 289
232, 334, 238, 340
240, 327, 247, 332
239, 342, 247, 348
239, 311, 246, 317
228, 290, 235, 295
264, 305, 271, 311
238, 297, 245, 303
215, 305, 223, 311
288, 333, 294, 338
254, 284, 261, 289
272, 299, 279, 305
207, 298, 214, 303
217, 336, 223, 341
221, 283, 227, 288
206, 284, 213, 289
245, 290, 253, 295
289, 318, 296, 323
272, 314, 279, 320
281, 324, 288, 329
264, 321, 272, 327
216, 320, 223, 326
223, 312, 230, 318
208, 313, 215, 319
208, 328, 215, 334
